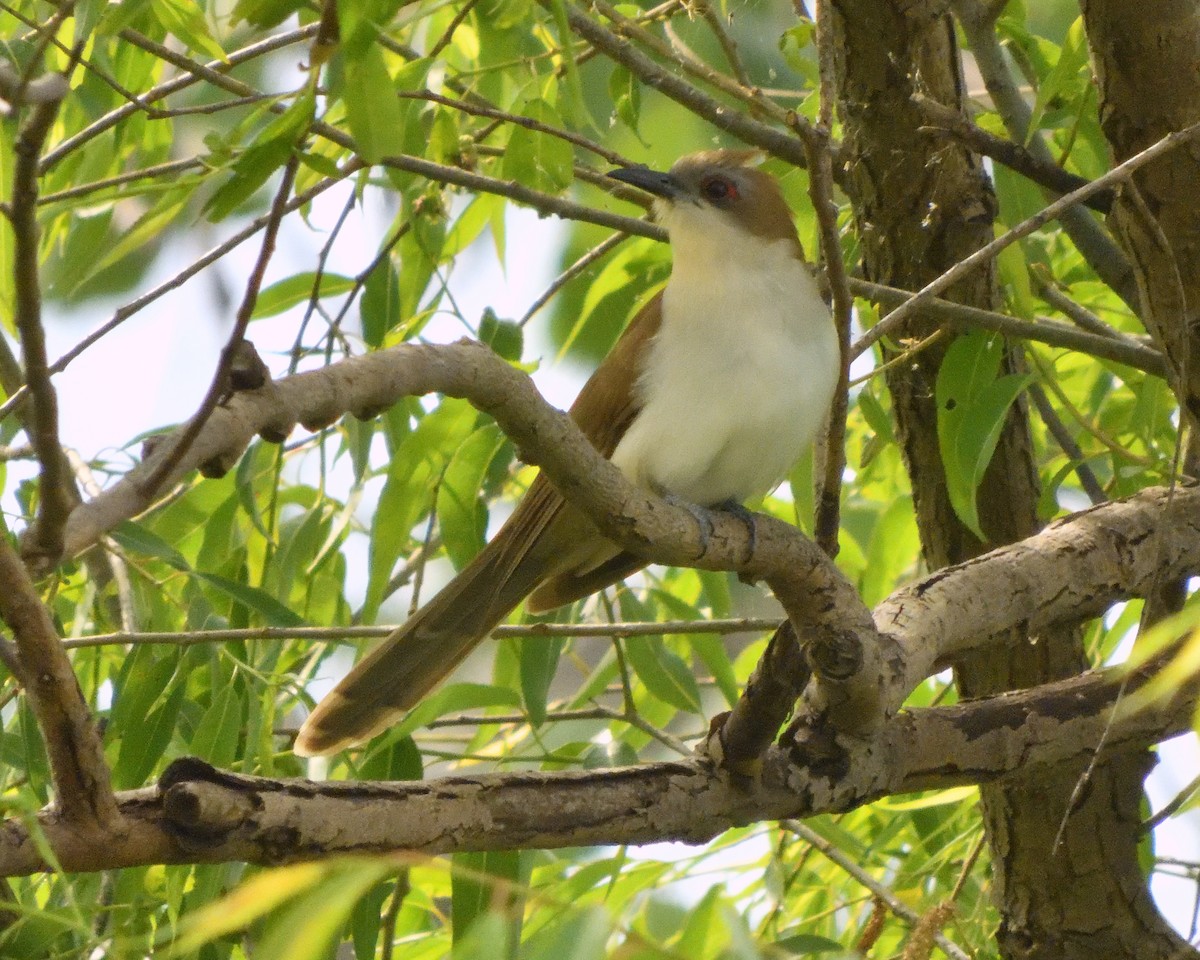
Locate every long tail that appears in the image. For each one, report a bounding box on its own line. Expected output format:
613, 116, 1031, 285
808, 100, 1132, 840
294, 520, 552, 757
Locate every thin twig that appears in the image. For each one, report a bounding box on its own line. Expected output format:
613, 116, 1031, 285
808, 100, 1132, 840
519, 232, 628, 327
1028, 382, 1107, 505
1032, 272, 1131, 342
40, 25, 321, 172
0, 164, 364, 424
913, 93, 1112, 212
803, 127, 850, 557
141, 155, 301, 498
400, 88, 627, 166
851, 277, 1166, 376
427, 0, 483, 60
38, 157, 206, 206
62, 617, 783, 650
692, 0, 751, 87
557, 1, 812, 171
11, 59, 79, 562
782, 820, 972, 960
854, 118, 1200, 357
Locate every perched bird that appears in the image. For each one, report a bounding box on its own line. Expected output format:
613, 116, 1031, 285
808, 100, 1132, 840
294, 150, 839, 757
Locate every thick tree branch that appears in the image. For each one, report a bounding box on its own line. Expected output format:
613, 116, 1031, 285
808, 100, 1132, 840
1, 659, 1186, 876
0, 540, 117, 828
56, 342, 1200, 721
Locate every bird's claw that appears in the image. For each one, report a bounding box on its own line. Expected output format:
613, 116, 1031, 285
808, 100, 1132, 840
661, 494, 758, 566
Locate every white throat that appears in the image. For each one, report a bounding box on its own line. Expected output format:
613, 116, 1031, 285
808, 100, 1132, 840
609, 211, 839, 507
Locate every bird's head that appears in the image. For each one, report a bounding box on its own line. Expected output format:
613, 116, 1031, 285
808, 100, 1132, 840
608, 150, 803, 264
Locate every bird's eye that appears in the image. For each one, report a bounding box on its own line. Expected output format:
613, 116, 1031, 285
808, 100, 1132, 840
701, 176, 737, 202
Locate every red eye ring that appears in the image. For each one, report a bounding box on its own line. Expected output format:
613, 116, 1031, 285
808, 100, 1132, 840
701, 176, 737, 201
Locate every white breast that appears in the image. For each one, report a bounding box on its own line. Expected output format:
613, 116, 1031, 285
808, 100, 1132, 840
609, 215, 839, 507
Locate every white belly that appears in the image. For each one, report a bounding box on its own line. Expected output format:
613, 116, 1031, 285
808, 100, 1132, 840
609, 243, 838, 507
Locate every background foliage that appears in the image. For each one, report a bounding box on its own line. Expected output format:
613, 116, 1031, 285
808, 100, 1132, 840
0, 0, 1193, 957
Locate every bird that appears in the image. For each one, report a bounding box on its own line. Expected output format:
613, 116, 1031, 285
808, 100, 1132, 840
294, 149, 840, 757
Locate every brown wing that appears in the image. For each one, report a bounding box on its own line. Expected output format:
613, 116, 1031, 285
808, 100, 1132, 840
519, 293, 664, 611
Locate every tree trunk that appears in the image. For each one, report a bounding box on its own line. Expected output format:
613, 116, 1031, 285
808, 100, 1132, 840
829, 2, 1190, 956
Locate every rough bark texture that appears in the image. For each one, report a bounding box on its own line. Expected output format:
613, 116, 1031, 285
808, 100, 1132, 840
1082, 0, 1200, 429
830, 2, 1185, 957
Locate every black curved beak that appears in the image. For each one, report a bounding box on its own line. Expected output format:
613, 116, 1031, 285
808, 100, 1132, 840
607, 165, 684, 200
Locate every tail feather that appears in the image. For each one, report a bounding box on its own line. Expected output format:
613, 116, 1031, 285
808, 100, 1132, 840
294, 531, 548, 757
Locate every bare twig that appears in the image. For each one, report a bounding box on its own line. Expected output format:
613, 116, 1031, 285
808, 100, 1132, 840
783, 820, 972, 960
692, 0, 751, 87
427, 0, 482, 60
913, 93, 1112, 212
855, 118, 1200, 357
38, 157, 206, 206
557, 1, 812, 170
379, 153, 661, 238
803, 127, 851, 558
141, 155, 301, 499
11, 63, 79, 563
40, 25, 320, 172
851, 277, 1166, 376
400, 89, 627, 166
519, 232, 628, 327
1032, 271, 1132, 342
0, 163, 363, 424
1028, 382, 1107, 505
62, 618, 784, 650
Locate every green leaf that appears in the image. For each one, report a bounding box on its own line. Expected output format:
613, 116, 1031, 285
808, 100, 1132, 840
452, 850, 524, 954
166, 863, 327, 957
232, 0, 308, 28
195, 572, 305, 627
523, 905, 611, 960
582, 740, 638, 768
623, 636, 701, 712
936, 334, 1033, 539
114, 679, 186, 789
341, 43, 408, 163
774, 932, 846, 955
608, 66, 641, 136
364, 398, 479, 619
111, 520, 190, 570
205, 92, 314, 222
75, 186, 190, 289
151, 0, 226, 61
253, 272, 356, 320
501, 99, 573, 194
1026, 17, 1089, 140
361, 258, 401, 347
860, 495, 918, 607
479, 309, 524, 361
520, 634, 562, 727
438, 424, 505, 569
254, 861, 397, 960
686, 631, 740, 707
189, 683, 246, 769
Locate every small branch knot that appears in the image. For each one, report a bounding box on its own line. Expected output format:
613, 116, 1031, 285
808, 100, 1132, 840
806, 627, 864, 682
